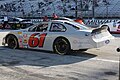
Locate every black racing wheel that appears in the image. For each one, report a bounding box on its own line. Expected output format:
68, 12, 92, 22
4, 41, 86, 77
7, 35, 18, 49
53, 37, 71, 55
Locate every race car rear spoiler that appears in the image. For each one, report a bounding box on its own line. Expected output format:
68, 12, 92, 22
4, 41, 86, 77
92, 26, 108, 33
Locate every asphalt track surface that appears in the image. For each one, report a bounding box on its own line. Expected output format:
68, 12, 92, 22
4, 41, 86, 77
0, 34, 119, 80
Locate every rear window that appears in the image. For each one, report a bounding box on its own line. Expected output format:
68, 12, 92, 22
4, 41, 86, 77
65, 22, 89, 30
50, 23, 66, 32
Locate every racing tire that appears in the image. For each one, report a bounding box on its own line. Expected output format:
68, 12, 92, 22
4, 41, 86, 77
7, 35, 19, 49
53, 38, 71, 55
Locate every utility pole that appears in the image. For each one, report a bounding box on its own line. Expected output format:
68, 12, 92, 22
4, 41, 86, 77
80, 0, 83, 10
61, 0, 66, 16
106, 4, 109, 18
92, 0, 95, 19
75, 0, 78, 18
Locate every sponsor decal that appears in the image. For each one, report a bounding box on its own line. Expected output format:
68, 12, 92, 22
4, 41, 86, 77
19, 37, 23, 48
19, 38, 22, 43
23, 34, 27, 38
18, 32, 22, 34
23, 39, 27, 43
73, 40, 90, 44
24, 45, 28, 48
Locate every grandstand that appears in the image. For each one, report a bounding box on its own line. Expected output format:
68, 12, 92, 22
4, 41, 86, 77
0, 0, 120, 18
93, 0, 120, 18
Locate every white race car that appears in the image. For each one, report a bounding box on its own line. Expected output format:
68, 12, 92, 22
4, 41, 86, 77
1, 20, 114, 55
100, 20, 120, 34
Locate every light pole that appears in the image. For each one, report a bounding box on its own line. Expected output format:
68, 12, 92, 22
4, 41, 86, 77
29, 2, 34, 17
31, 5, 34, 17
75, 0, 78, 18
52, 2, 55, 14
106, 4, 109, 18
92, 0, 95, 19
61, 0, 66, 16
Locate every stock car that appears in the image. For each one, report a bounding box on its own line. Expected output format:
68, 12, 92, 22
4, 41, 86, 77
100, 20, 120, 34
0, 17, 33, 30
1, 19, 114, 55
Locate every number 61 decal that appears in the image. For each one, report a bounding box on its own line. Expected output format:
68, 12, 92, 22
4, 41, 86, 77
28, 33, 47, 47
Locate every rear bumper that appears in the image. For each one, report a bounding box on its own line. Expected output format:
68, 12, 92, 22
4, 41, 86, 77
71, 36, 114, 50
94, 38, 114, 48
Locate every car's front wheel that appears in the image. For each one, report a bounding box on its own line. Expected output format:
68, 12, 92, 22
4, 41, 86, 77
7, 35, 18, 49
53, 38, 71, 55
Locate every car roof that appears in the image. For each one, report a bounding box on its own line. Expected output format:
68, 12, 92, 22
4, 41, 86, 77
52, 17, 74, 21
51, 19, 74, 23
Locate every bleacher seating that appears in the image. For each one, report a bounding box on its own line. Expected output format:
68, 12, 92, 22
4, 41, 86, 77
0, 0, 120, 18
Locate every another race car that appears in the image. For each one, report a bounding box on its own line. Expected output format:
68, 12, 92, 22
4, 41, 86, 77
0, 17, 33, 30
1, 19, 114, 55
100, 20, 120, 34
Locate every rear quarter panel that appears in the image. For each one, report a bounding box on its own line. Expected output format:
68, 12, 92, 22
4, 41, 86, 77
46, 31, 92, 51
